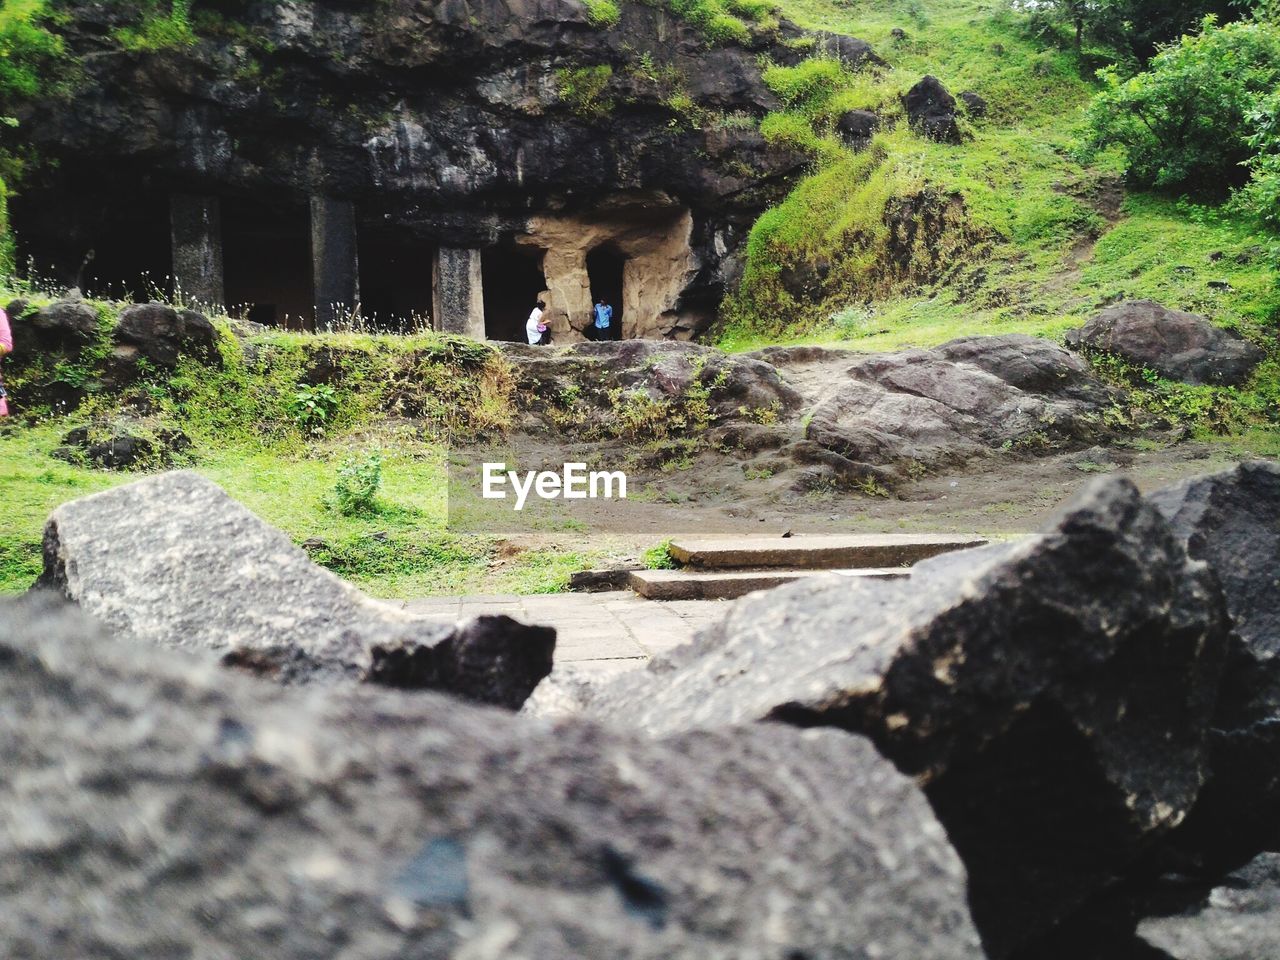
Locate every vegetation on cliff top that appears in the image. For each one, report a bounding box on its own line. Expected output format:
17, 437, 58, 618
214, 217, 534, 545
723, 0, 1280, 355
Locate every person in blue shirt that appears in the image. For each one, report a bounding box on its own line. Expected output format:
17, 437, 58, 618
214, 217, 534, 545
590, 298, 613, 341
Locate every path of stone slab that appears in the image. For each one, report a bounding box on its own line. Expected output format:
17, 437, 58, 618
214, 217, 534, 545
392, 593, 728, 679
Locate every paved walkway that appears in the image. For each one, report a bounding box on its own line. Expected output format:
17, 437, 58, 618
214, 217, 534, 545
390, 593, 729, 675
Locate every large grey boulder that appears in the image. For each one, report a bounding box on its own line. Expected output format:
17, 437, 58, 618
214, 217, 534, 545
585, 476, 1229, 957
0, 596, 984, 960
1149, 461, 1280, 868
1065, 300, 1264, 386
806, 334, 1115, 478
33, 470, 555, 708
1138, 853, 1280, 960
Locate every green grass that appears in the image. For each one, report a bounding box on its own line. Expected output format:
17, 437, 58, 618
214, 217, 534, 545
0, 424, 602, 597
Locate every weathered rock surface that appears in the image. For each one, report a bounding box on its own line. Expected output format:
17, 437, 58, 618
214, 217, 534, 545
958, 91, 988, 118
6, 296, 99, 355
12, 1, 882, 330
1138, 853, 1280, 960
1148, 461, 1280, 868
508, 339, 804, 430
904, 75, 962, 143
805, 334, 1116, 478
836, 108, 880, 148
0, 595, 985, 960
1066, 300, 1264, 386
582, 476, 1229, 957
33, 470, 555, 707
114, 302, 221, 370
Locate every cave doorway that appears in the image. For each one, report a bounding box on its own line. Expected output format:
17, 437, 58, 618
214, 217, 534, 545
222, 198, 313, 330
80, 192, 173, 302
482, 240, 547, 342
359, 225, 435, 333
12, 185, 172, 301
586, 244, 626, 340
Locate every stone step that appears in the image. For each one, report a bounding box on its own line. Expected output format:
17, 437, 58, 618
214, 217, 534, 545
667, 533, 987, 571
629, 567, 908, 602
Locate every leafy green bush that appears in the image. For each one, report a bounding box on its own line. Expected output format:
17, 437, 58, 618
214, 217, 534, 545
287, 383, 339, 436
333, 452, 383, 516
1235, 89, 1280, 227
1084, 18, 1280, 193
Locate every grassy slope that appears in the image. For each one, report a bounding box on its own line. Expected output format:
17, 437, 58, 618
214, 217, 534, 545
723, 0, 1280, 354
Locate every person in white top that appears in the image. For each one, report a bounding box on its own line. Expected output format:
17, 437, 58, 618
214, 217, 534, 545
526, 300, 547, 345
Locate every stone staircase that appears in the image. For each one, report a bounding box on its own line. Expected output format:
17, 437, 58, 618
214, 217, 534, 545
628, 533, 988, 601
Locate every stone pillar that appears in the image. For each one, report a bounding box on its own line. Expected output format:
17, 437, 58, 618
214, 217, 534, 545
170, 194, 224, 311
310, 196, 359, 331
432, 247, 486, 339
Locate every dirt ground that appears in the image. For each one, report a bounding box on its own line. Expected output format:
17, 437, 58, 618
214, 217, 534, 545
480, 439, 1257, 568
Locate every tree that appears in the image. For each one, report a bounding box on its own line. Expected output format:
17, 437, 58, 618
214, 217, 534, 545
1084, 17, 1280, 194
1018, 0, 1243, 62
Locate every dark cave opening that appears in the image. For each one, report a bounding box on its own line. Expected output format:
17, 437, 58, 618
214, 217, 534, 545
222, 197, 313, 330
13, 185, 172, 302
482, 240, 547, 343
358, 225, 435, 333
587, 244, 625, 340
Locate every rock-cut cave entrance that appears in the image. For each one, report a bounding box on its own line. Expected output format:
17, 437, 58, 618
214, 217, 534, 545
482, 240, 547, 342
359, 224, 435, 333
12, 181, 172, 302
586, 244, 625, 340
222, 197, 314, 330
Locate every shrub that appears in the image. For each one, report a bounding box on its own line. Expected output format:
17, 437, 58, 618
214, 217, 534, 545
1083, 18, 1280, 193
1234, 89, 1280, 227
287, 383, 339, 436
333, 452, 383, 516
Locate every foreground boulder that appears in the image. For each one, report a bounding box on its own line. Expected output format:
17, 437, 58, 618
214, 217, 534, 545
33, 470, 554, 708
1149, 461, 1280, 868
0, 596, 984, 960
580, 476, 1229, 957
1138, 853, 1280, 960
1066, 300, 1264, 386
805, 334, 1116, 479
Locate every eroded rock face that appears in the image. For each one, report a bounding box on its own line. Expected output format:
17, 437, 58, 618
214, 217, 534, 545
805, 334, 1116, 479
12, 1, 877, 329
1138, 854, 1280, 960
508, 339, 804, 430
7, 297, 99, 355
1148, 462, 1280, 869
1066, 300, 1264, 386
0, 595, 984, 960
583, 476, 1230, 957
114, 303, 221, 370
32, 470, 555, 707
